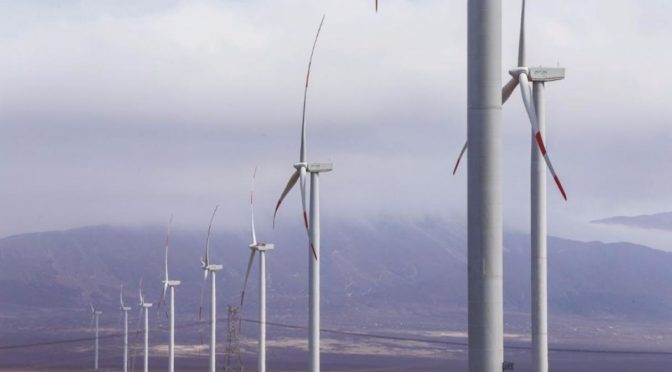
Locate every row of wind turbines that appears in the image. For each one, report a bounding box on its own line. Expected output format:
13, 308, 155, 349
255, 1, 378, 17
86, 15, 332, 372
87, 0, 567, 370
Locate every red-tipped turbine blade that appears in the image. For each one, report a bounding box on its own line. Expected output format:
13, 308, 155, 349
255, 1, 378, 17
300, 15, 326, 165
250, 167, 258, 245
452, 141, 468, 175
519, 73, 567, 201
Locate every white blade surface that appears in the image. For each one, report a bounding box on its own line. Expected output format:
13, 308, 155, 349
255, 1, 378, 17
138, 279, 144, 306
120, 285, 125, 308
273, 169, 300, 227
518, 0, 526, 67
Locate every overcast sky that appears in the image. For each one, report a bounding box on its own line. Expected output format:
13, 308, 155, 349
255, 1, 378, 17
0, 0, 670, 249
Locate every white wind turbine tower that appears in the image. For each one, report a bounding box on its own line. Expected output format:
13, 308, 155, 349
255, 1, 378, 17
466, 0, 503, 370
241, 168, 274, 372
89, 304, 103, 370
138, 279, 153, 372
159, 216, 181, 372
273, 15, 332, 372
454, 2, 567, 371
119, 286, 132, 372
199, 205, 222, 372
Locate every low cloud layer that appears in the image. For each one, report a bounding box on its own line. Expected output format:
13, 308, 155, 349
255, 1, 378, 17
0, 0, 669, 248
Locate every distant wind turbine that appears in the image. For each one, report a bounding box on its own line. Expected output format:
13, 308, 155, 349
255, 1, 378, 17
273, 15, 333, 372
241, 168, 274, 372
89, 304, 103, 370
119, 286, 132, 372
199, 206, 222, 372
159, 215, 181, 372
138, 279, 152, 372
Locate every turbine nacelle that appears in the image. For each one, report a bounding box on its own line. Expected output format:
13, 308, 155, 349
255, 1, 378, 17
163, 280, 181, 287
204, 264, 223, 271
528, 67, 565, 82
307, 162, 334, 173
249, 242, 275, 252
508, 66, 566, 82
120, 306, 131, 311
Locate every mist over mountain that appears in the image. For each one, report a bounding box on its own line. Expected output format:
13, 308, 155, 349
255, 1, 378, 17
592, 211, 672, 232
1, 218, 672, 329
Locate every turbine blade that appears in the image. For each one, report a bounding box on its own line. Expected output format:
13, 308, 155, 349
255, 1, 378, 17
251, 167, 258, 245
300, 167, 308, 231
198, 275, 206, 321
518, 0, 526, 67
300, 15, 326, 165
138, 279, 144, 306
120, 285, 124, 308
89, 311, 95, 330
204, 205, 219, 267
518, 73, 568, 200
375, 0, 378, 12
502, 76, 519, 104
452, 141, 468, 175
273, 169, 300, 227
160, 282, 167, 307
454, 77, 519, 176
164, 215, 173, 283
240, 250, 257, 307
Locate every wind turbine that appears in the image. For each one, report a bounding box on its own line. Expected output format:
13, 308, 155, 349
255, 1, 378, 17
89, 304, 103, 370
455, 2, 566, 371
119, 286, 132, 372
138, 279, 153, 372
273, 15, 333, 372
241, 168, 274, 372
199, 205, 222, 372
160, 215, 181, 372
453, 0, 567, 201
515, 2, 566, 371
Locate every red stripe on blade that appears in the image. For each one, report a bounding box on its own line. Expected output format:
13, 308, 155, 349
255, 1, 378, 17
452, 157, 462, 175
554, 176, 567, 201
535, 132, 547, 155
310, 243, 318, 260
303, 210, 309, 229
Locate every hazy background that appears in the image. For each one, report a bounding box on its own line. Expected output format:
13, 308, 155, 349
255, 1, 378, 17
0, 0, 670, 249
